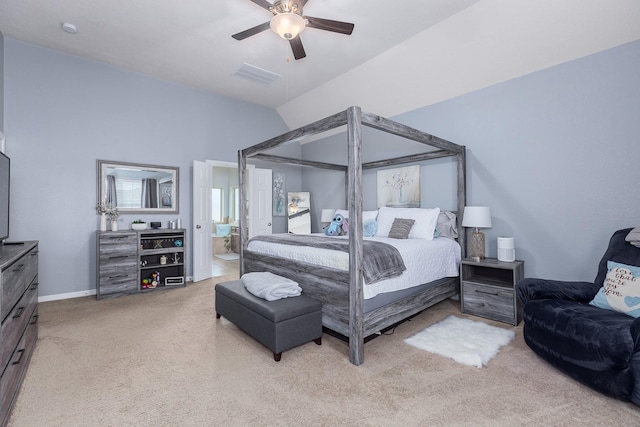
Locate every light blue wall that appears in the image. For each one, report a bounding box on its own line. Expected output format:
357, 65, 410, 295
0, 30, 4, 132
3, 38, 289, 297
303, 40, 640, 282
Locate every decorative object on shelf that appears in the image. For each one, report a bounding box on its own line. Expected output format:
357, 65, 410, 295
172, 254, 181, 264
131, 219, 147, 230
132, 219, 146, 229
165, 277, 184, 286
462, 206, 492, 261
497, 236, 516, 262
102, 203, 120, 232
96, 202, 119, 231
150, 221, 161, 229
174, 239, 183, 247
377, 165, 420, 208
321, 209, 335, 228
160, 255, 168, 265
153, 239, 163, 249
273, 172, 286, 216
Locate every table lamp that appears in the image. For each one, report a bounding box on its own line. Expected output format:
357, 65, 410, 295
462, 206, 492, 261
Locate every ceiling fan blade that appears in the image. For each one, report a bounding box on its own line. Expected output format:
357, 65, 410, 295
304, 16, 354, 35
232, 22, 271, 40
249, 0, 273, 11
296, 0, 309, 9
289, 37, 306, 60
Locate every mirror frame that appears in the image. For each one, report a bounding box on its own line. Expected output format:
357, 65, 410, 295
97, 160, 180, 214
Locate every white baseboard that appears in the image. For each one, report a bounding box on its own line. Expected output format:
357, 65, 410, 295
39, 289, 96, 303
38, 277, 193, 303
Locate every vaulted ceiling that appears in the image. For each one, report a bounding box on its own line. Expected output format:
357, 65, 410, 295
1, 0, 639, 130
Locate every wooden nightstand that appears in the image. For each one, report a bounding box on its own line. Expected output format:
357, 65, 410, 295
460, 258, 525, 325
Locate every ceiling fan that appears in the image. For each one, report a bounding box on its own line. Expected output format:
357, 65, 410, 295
232, 0, 355, 60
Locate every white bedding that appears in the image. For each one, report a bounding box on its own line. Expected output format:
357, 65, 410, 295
246, 235, 461, 299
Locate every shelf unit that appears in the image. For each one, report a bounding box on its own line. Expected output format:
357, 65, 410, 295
139, 230, 185, 290
97, 229, 185, 299
460, 258, 524, 325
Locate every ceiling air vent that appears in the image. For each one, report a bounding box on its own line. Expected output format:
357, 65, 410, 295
233, 63, 282, 85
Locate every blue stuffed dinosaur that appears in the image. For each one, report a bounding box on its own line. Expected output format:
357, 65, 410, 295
323, 213, 348, 236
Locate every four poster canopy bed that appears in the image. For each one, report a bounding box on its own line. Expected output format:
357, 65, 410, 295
238, 106, 467, 365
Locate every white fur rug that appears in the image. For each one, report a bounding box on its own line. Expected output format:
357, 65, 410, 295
405, 315, 515, 368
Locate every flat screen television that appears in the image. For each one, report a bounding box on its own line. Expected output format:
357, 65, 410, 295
0, 151, 9, 243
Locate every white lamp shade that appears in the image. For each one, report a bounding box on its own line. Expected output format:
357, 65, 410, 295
462, 206, 492, 228
321, 209, 335, 223
270, 13, 306, 40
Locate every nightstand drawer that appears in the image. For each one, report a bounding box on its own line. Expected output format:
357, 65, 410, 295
462, 282, 515, 324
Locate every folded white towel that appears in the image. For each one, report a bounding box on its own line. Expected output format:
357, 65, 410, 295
241, 272, 302, 301
626, 228, 640, 248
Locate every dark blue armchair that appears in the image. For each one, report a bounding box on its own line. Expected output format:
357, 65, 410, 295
516, 228, 640, 405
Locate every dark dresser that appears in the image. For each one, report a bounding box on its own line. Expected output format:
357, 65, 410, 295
0, 241, 39, 426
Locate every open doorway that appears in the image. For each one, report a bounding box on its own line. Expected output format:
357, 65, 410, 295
211, 164, 240, 277
192, 160, 272, 281
192, 160, 239, 280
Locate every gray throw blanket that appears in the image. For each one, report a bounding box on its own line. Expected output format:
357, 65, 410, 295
250, 234, 406, 284
626, 228, 640, 248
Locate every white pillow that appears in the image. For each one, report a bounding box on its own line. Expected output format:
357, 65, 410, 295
375, 207, 441, 240
334, 209, 378, 223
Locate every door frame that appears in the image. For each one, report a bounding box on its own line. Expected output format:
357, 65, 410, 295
193, 159, 254, 279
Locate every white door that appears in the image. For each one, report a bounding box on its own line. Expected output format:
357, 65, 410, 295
192, 160, 213, 282
248, 168, 273, 237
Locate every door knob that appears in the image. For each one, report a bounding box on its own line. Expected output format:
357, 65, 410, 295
196, 225, 201, 229
268, 223, 271, 226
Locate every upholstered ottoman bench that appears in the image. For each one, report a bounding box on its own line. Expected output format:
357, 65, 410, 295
215, 280, 322, 361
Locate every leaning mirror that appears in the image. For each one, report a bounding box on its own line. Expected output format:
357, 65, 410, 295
97, 160, 179, 214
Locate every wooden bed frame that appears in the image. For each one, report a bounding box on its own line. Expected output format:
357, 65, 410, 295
238, 106, 466, 365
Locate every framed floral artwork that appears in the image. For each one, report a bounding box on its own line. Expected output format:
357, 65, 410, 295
272, 172, 286, 216
377, 165, 420, 208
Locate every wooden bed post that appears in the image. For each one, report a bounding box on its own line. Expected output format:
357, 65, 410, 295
238, 149, 247, 276
347, 106, 365, 366
457, 149, 467, 258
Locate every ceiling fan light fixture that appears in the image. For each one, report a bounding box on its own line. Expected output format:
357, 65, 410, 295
270, 13, 305, 40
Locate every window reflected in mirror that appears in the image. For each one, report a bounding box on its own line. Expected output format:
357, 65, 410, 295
97, 160, 179, 214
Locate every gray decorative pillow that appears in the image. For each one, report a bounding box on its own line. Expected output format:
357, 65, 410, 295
388, 218, 415, 239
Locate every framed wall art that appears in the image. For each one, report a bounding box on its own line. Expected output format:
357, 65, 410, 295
377, 165, 420, 208
272, 172, 286, 216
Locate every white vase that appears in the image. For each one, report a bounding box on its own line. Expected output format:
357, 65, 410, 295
111, 220, 118, 231
100, 213, 107, 231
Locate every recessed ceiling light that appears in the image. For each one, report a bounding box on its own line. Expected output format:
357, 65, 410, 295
61, 22, 77, 34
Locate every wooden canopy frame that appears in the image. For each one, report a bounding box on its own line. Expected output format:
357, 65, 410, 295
239, 106, 466, 365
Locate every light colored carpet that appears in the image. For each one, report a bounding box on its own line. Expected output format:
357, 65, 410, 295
405, 315, 515, 368
9, 276, 640, 426
215, 253, 240, 261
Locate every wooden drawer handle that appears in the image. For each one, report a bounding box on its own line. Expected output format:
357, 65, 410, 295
12, 263, 26, 273
12, 349, 25, 366
30, 282, 39, 291
30, 314, 39, 325
13, 306, 25, 319
474, 289, 499, 296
